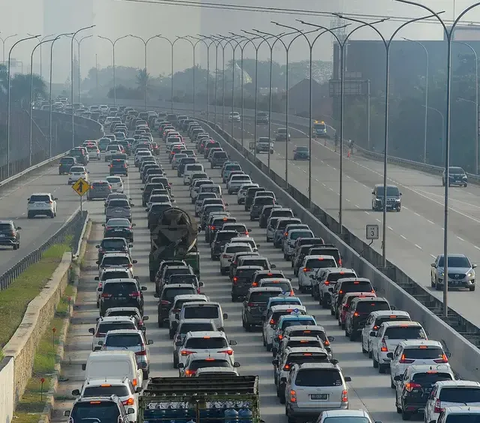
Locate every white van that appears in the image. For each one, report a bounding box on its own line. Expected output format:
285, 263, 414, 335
176, 302, 228, 331
199, 184, 222, 197
81, 351, 143, 391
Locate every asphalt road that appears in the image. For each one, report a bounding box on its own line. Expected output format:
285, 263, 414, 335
0, 162, 87, 276
50, 133, 409, 423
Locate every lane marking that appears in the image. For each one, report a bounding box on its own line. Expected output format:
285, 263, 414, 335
364, 211, 370, 215
376, 218, 381, 223
457, 236, 465, 241
401, 235, 407, 240
355, 204, 360, 208
430, 254, 436, 259
345, 198, 350, 202
427, 220, 434, 224
388, 226, 393, 230
415, 244, 423, 250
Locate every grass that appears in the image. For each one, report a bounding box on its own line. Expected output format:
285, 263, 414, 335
0, 237, 72, 356
13, 284, 75, 423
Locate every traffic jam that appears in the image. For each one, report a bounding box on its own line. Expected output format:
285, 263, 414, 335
63, 106, 480, 423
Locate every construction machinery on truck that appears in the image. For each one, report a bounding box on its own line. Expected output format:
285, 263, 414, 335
138, 376, 260, 423
149, 207, 200, 281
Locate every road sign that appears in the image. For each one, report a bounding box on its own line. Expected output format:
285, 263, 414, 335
366, 224, 379, 240
72, 178, 90, 196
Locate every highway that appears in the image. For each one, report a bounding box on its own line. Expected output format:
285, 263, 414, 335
0, 162, 86, 276
223, 118, 480, 328
51, 132, 405, 423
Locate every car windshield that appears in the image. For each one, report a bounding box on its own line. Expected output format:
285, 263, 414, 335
205, 206, 224, 214
261, 281, 291, 292
29, 195, 51, 202
106, 219, 130, 227
438, 256, 471, 267
282, 319, 316, 329
93, 183, 110, 188
384, 326, 426, 339
83, 385, 130, 397
185, 337, 228, 349
412, 372, 453, 385
164, 288, 196, 301
169, 275, 197, 285
101, 271, 130, 281
0, 223, 13, 232
184, 306, 219, 319
189, 360, 231, 371
71, 402, 120, 422
149, 195, 170, 203
287, 353, 329, 366
440, 387, 480, 402
402, 347, 444, 359
107, 177, 121, 183
60, 158, 74, 164
305, 258, 337, 269
179, 323, 215, 334
187, 165, 203, 172
449, 167, 465, 175
296, 147, 309, 152
107, 310, 139, 318
150, 204, 172, 213
215, 232, 237, 242
101, 256, 130, 266
341, 281, 373, 293
101, 240, 126, 249
254, 197, 274, 206
105, 333, 143, 347
355, 301, 390, 313
376, 186, 400, 196
108, 200, 129, 208
97, 322, 136, 335
103, 282, 136, 295
291, 231, 313, 240
236, 269, 261, 279
242, 259, 268, 268
295, 369, 342, 387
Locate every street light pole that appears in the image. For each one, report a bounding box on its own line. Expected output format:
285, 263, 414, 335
424, 105, 445, 162
0, 34, 18, 65
30, 37, 54, 167
71, 26, 95, 149
397, 0, 480, 318
76, 35, 93, 104
7, 34, 39, 177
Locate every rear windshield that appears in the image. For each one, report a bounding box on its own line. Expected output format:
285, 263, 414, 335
272, 310, 303, 321
97, 322, 136, 334
189, 360, 230, 371
295, 369, 343, 387
0, 223, 13, 232
108, 200, 129, 208
214, 152, 228, 158
226, 245, 251, 253
254, 197, 274, 205
105, 333, 143, 347
215, 232, 237, 242
289, 330, 326, 341
101, 256, 130, 266
101, 240, 126, 249
106, 177, 121, 183
412, 372, 453, 385
175, 298, 205, 309
271, 211, 294, 219
269, 299, 302, 308
281, 319, 316, 329
93, 182, 110, 188
83, 385, 130, 397
384, 326, 426, 339
403, 347, 444, 359
305, 258, 337, 269
291, 231, 313, 240
184, 306, 219, 319
341, 281, 373, 292
187, 165, 203, 172
242, 259, 268, 268
326, 272, 356, 283
237, 269, 260, 278
286, 340, 320, 349
101, 271, 130, 281
375, 316, 410, 327
30, 195, 50, 202
261, 281, 292, 292
287, 354, 329, 366
185, 337, 228, 349
310, 249, 340, 260
107, 310, 139, 318
169, 275, 197, 285
179, 323, 215, 334
205, 206, 224, 214
103, 282, 136, 295
249, 291, 282, 303
60, 158, 75, 163
163, 288, 196, 301
439, 387, 480, 402
355, 301, 390, 313
71, 402, 119, 421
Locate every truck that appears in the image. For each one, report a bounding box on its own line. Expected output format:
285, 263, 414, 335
138, 376, 261, 423
313, 120, 328, 138
149, 207, 200, 281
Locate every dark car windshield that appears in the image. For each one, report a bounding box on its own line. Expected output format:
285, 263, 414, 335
305, 258, 337, 269
105, 333, 143, 347
355, 301, 390, 313
150, 204, 172, 213
249, 291, 281, 303
412, 372, 453, 385
449, 167, 465, 175
341, 281, 373, 293
296, 147, 309, 152
261, 281, 292, 292
189, 360, 231, 371
83, 385, 130, 397
106, 219, 130, 227
384, 326, 426, 339
101, 256, 130, 266
103, 282, 136, 295
215, 232, 237, 242
101, 271, 130, 281
0, 223, 13, 232
287, 353, 329, 366
163, 288, 196, 301
108, 200, 130, 208
376, 186, 400, 196
282, 319, 316, 329
326, 272, 356, 283
97, 322, 136, 335
403, 347, 444, 359
60, 158, 75, 164
30, 195, 51, 202
185, 337, 228, 349
438, 256, 471, 268
179, 322, 215, 334
289, 330, 326, 341
101, 240, 127, 249
439, 387, 480, 402
242, 259, 269, 268
71, 402, 120, 422
169, 275, 198, 285
291, 231, 313, 240
295, 369, 342, 387
184, 306, 219, 319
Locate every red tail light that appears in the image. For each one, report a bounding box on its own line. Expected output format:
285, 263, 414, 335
252, 282, 258, 287
380, 338, 388, 352
278, 334, 283, 340
303, 268, 310, 272
160, 300, 171, 305
270, 319, 275, 325
341, 390, 348, 403
324, 339, 330, 346
324, 281, 330, 285
399, 354, 415, 364
353, 312, 360, 317
185, 369, 196, 376
338, 259, 342, 266
181, 350, 196, 356
218, 350, 233, 355
373, 326, 379, 330
101, 293, 112, 298
172, 308, 180, 313
283, 364, 290, 370
122, 398, 135, 406
135, 348, 147, 356
405, 382, 421, 392
434, 354, 449, 363
434, 399, 444, 413
129, 291, 141, 298
127, 264, 133, 268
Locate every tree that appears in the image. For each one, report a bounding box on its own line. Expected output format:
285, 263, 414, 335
136, 68, 150, 92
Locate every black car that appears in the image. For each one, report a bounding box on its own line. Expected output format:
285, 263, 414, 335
103, 218, 135, 242
210, 151, 229, 169
147, 202, 173, 231
156, 284, 197, 327
99, 278, 147, 316
0, 220, 21, 250
110, 159, 128, 176
242, 287, 283, 330
244, 187, 265, 211
231, 265, 264, 302
142, 183, 166, 206
210, 230, 239, 260
177, 157, 197, 177
68, 148, 87, 165
58, 156, 77, 174
96, 237, 132, 262
442, 166, 468, 187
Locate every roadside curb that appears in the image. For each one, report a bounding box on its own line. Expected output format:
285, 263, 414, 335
38, 219, 92, 423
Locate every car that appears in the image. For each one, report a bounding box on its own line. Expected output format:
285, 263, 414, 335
279, 325, 335, 359
424, 380, 480, 423
176, 301, 228, 332
237, 183, 259, 205
228, 112, 241, 122
95, 237, 132, 263
227, 174, 252, 194
371, 321, 427, 374
86, 144, 101, 160
283, 362, 351, 421
331, 277, 375, 319
298, 255, 338, 293
372, 184, 402, 212
338, 292, 377, 329
442, 166, 468, 187
110, 159, 128, 176
95, 268, 135, 307
103, 218, 135, 242
155, 264, 195, 295
361, 310, 411, 357
58, 156, 77, 174
105, 144, 123, 162
103, 307, 148, 333
64, 394, 134, 422
88, 316, 138, 351
87, 180, 112, 200
315, 409, 378, 423
27, 192, 57, 218
147, 202, 173, 231
106, 176, 124, 192
101, 329, 153, 378
250, 195, 276, 221
389, 340, 450, 389
210, 150, 229, 169
275, 128, 291, 141
71, 377, 138, 422
105, 198, 133, 223
156, 284, 198, 327
344, 296, 391, 341
312, 268, 357, 307
168, 294, 208, 338
178, 352, 240, 377
283, 229, 314, 261
255, 137, 274, 154
271, 314, 318, 355
210, 230, 239, 260
176, 330, 237, 369
293, 146, 310, 160
263, 305, 307, 351
431, 253, 476, 291
194, 367, 239, 377
0, 220, 21, 250
98, 278, 145, 317
69, 147, 88, 165
266, 213, 296, 241
256, 111, 268, 124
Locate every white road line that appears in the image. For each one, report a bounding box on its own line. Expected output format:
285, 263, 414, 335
376, 218, 381, 223
364, 211, 370, 215
475, 246, 480, 251
401, 235, 407, 240
415, 244, 422, 250
457, 236, 465, 241
427, 220, 434, 224
355, 204, 360, 208
430, 254, 436, 259
388, 226, 393, 230
414, 212, 421, 217
345, 198, 350, 202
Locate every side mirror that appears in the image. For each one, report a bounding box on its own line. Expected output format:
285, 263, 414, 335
132, 260, 138, 264
130, 204, 135, 207
431, 263, 436, 267
387, 352, 394, 359
95, 261, 99, 264
88, 328, 95, 334
94, 277, 99, 281
132, 223, 137, 227
272, 359, 279, 366
153, 293, 159, 298
141, 286, 147, 291
95, 245, 100, 248
129, 244, 133, 248
369, 331, 376, 337
97, 287, 102, 292
177, 363, 184, 368
16, 226, 21, 230
81, 364, 86, 371
390, 305, 396, 310
223, 313, 228, 320
147, 340, 154, 345
394, 375, 402, 381
175, 313, 180, 320
371, 191, 375, 195
327, 336, 335, 342
199, 281, 204, 287
233, 362, 241, 368
270, 264, 276, 269
473, 264, 478, 269
54, 198, 58, 201
344, 376, 352, 382
64, 411, 71, 417
230, 340, 237, 346
72, 389, 81, 396
330, 358, 339, 365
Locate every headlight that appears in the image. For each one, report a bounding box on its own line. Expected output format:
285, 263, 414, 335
440, 272, 444, 277
468, 271, 474, 278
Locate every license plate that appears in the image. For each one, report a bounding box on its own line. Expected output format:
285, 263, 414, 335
311, 394, 328, 400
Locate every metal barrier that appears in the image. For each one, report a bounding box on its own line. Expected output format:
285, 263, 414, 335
0, 210, 88, 291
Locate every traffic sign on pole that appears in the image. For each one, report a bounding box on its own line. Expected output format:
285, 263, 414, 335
72, 178, 90, 196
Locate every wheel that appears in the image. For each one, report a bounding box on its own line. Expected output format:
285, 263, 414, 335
397, 406, 402, 414
266, 344, 272, 352
158, 319, 163, 328
401, 409, 411, 421
379, 363, 386, 374
142, 369, 149, 379
465, 183, 468, 187
349, 331, 356, 342
13, 244, 19, 250
362, 342, 367, 354
391, 378, 395, 389
373, 357, 379, 368
322, 296, 329, 309
470, 285, 476, 291
50, 212, 55, 218
173, 355, 178, 368
435, 282, 442, 291
169, 328, 175, 339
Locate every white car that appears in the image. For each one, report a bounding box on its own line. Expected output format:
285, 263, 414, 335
105, 144, 123, 162
219, 242, 253, 275
262, 305, 307, 351
168, 294, 208, 338
237, 183, 259, 205
68, 165, 88, 185
227, 174, 252, 195
195, 193, 218, 216
389, 340, 450, 389
88, 316, 138, 351
86, 145, 101, 160
228, 236, 259, 252
228, 112, 241, 122
183, 164, 205, 185
297, 255, 337, 292
282, 228, 314, 260
27, 192, 57, 219
106, 176, 124, 193
97, 253, 137, 277
315, 410, 376, 423
361, 310, 410, 357
72, 378, 138, 422
371, 321, 427, 374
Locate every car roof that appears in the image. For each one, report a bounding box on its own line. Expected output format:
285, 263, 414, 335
98, 316, 136, 323
304, 255, 336, 261
84, 378, 130, 386
370, 310, 410, 318
103, 278, 137, 284
284, 336, 321, 343
237, 265, 264, 270
249, 287, 283, 293
104, 329, 143, 336
322, 410, 370, 418
397, 339, 443, 348
285, 346, 328, 354
105, 307, 141, 314
434, 380, 480, 388
185, 331, 227, 339
188, 352, 231, 360
270, 305, 307, 312
296, 362, 339, 370
163, 284, 196, 289
182, 301, 220, 307
173, 294, 207, 301
102, 253, 131, 257
436, 253, 468, 258
279, 314, 315, 321
380, 321, 422, 328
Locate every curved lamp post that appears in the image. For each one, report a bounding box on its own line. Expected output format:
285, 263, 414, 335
0, 34, 18, 65
98, 35, 131, 106
6, 34, 39, 177
76, 35, 93, 104
174, 36, 197, 117
397, 0, 480, 317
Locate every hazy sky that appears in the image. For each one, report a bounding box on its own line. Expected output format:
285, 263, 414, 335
1, 0, 480, 83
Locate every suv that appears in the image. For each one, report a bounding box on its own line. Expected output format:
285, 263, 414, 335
156, 284, 197, 327
312, 268, 357, 306
58, 156, 76, 174
99, 279, 146, 316
242, 287, 283, 331
344, 296, 391, 341
255, 137, 273, 154
256, 111, 269, 124
210, 150, 229, 168
231, 265, 264, 302
284, 363, 351, 421
210, 230, 239, 260
0, 220, 21, 249
331, 277, 374, 318
88, 180, 112, 200
110, 159, 128, 176
372, 184, 402, 212
27, 193, 57, 218
65, 395, 134, 422
443, 166, 468, 187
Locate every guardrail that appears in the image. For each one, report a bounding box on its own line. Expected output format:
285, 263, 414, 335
0, 210, 88, 291
200, 118, 480, 380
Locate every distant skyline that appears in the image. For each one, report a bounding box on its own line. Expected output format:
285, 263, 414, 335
1, 0, 480, 83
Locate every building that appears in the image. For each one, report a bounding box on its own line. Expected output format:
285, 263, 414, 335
287, 79, 332, 119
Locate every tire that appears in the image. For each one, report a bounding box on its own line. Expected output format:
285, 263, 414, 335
158, 319, 163, 328
373, 357, 379, 368
13, 244, 19, 250
379, 363, 386, 374
149, 271, 155, 282
322, 296, 329, 309
401, 410, 411, 421
470, 285, 476, 291
169, 328, 175, 339
50, 211, 55, 218
362, 342, 367, 354
391, 378, 395, 389
266, 344, 272, 352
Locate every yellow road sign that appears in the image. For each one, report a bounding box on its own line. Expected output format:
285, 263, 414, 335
72, 178, 90, 196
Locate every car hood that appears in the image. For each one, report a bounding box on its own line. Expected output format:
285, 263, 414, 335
437, 266, 472, 273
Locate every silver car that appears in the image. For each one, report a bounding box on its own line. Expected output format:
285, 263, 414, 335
431, 253, 476, 291
105, 198, 133, 223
